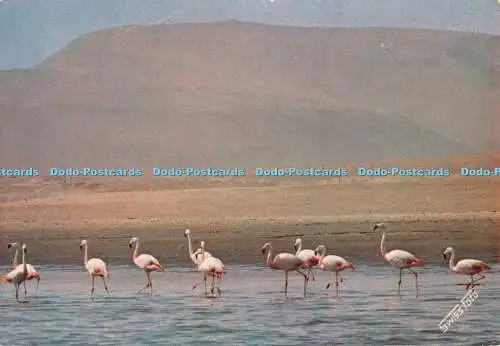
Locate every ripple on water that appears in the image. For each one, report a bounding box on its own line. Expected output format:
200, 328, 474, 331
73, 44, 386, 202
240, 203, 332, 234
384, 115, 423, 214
0, 264, 498, 345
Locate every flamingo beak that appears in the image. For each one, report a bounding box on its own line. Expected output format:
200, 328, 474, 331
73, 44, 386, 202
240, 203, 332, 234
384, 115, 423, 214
128, 243, 132, 249
79, 245, 83, 250
442, 253, 447, 263
261, 248, 266, 255
7, 243, 12, 249
293, 245, 298, 251
373, 225, 378, 231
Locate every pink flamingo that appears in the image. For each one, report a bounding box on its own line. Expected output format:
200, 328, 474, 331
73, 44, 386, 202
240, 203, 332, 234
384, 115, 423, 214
443, 246, 491, 289
373, 223, 423, 297
1, 243, 29, 302
80, 239, 110, 298
128, 237, 164, 294
192, 240, 224, 296
314, 245, 355, 296
293, 238, 320, 282
184, 229, 212, 266
262, 242, 308, 297
7, 242, 41, 296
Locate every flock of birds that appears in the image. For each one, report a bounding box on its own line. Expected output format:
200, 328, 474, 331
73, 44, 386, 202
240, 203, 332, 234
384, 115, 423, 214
1, 223, 492, 303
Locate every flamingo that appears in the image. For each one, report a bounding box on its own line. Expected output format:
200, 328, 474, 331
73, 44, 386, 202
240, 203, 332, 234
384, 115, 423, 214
373, 223, 423, 297
79, 239, 110, 298
192, 240, 224, 296
184, 229, 212, 266
128, 237, 164, 294
7, 242, 41, 296
314, 245, 355, 296
443, 246, 491, 289
1, 243, 29, 302
293, 238, 319, 281
262, 242, 308, 298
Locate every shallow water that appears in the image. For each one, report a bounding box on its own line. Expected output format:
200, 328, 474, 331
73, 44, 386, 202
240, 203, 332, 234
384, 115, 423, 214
0, 264, 498, 346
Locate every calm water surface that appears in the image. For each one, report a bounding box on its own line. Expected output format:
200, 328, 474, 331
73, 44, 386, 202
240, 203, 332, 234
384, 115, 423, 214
0, 264, 498, 346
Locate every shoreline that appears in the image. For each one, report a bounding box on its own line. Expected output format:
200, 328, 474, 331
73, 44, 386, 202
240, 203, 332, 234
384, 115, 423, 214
1, 216, 498, 267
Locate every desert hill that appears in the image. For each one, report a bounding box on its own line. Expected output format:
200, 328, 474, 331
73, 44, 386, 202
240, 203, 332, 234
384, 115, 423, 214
0, 21, 498, 168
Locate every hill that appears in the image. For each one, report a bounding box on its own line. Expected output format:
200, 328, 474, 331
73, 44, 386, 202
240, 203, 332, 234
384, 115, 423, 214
0, 21, 498, 168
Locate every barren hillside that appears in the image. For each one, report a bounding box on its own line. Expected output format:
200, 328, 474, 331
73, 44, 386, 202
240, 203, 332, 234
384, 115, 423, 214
0, 21, 498, 168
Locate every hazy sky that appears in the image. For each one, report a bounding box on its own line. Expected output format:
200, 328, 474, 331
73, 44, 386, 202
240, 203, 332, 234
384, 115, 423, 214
0, 0, 498, 69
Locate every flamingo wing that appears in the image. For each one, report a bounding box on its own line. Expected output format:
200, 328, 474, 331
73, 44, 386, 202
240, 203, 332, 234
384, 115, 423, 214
87, 258, 108, 277
136, 254, 164, 271
456, 259, 490, 274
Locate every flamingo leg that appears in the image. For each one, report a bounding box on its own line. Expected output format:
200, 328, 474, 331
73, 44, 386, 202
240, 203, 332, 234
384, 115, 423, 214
408, 268, 419, 297
148, 272, 153, 294
15, 282, 20, 302
284, 271, 289, 297
307, 267, 316, 282
398, 269, 403, 295
465, 273, 485, 289
137, 271, 152, 294
90, 275, 96, 298
335, 271, 339, 296
35, 278, 40, 295
23, 281, 27, 297
296, 270, 308, 297
210, 273, 215, 295
101, 277, 109, 294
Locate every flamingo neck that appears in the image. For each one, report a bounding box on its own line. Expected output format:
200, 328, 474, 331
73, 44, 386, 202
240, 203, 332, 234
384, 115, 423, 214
295, 242, 302, 255
12, 248, 19, 268
22, 248, 27, 274
317, 247, 326, 262
200, 244, 206, 263
264, 246, 273, 266
380, 231, 387, 257
132, 241, 139, 260
448, 249, 456, 271
82, 245, 89, 266
186, 233, 195, 259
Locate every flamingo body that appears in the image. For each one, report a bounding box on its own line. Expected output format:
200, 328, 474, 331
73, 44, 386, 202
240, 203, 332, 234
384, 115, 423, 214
80, 239, 110, 298
1, 243, 29, 302
262, 242, 308, 297
129, 237, 164, 294
443, 246, 490, 289
373, 223, 422, 297
134, 254, 164, 272
314, 245, 354, 295
184, 229, 213, 265
269, 253, 304, 271
294, 238, 319, 281
384, 249, 422, 269
192, 241, 224, 296
86, 258, 109, 278
319, 255, 355, 271
8, 242, 41, 291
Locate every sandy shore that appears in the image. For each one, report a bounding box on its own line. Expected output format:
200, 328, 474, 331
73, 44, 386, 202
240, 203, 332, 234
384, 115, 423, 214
0, 171, 499, 265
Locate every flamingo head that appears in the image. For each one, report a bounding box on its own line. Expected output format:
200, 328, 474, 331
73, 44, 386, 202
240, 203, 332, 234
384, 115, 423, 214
129, 237, 138, 248
33, 271, 41, 282
261, 242, 271, 255
7, 242, 19, 250
293, 238, 302, 252
345, 262, 355, 271
373, 223, 386, 231
443, 246, 453, 261
314, 245, 326, 258
184, 229, 191, 237
79, 239, 88, 250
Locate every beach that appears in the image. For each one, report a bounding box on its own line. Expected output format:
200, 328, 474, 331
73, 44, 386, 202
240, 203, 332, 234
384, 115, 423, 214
0, 171, 498, 266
